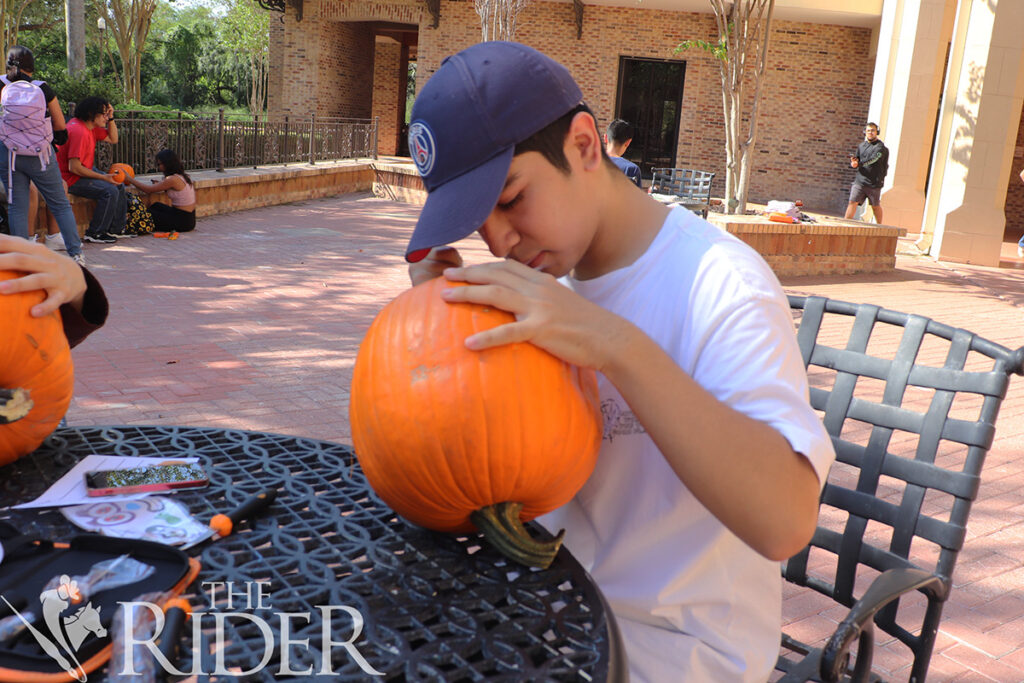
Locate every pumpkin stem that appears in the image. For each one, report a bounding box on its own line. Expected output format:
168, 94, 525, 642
0, 388, 32, 425
470, 502, 565, 569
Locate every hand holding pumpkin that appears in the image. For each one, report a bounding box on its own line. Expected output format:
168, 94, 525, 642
440, 259, 633, 374
0, 235, 87, 317
408, 246, 463, 287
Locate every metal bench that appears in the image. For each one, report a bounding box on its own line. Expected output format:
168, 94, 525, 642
777, 295, 1024, 682
648, 167, 715, 218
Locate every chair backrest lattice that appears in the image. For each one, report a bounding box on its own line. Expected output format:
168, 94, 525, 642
649, 168, 714, 200
784, 295, 1024, 673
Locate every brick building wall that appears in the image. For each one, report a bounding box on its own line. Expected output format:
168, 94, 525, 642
1005, 103, 1024, 238
269, 5, 375, 117
372, 40, 403, 156
321, 22, 374, 118
413, 1, 874, 212
269, 0, 874, 212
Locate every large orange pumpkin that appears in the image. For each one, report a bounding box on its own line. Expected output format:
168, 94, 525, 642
0, 270, 75, 464
350, 277, 602, 568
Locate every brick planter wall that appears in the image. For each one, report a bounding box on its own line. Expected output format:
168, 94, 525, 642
707, 215, 900, 276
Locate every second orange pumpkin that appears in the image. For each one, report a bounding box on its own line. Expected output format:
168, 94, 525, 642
0, 270, 75, 465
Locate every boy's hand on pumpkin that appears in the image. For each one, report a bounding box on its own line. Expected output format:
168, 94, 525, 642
0, 235, 87, 317
409, 246, 463, 287
440, 260, 630, 372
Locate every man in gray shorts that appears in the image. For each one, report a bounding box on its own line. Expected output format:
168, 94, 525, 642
844, 122, 888, 224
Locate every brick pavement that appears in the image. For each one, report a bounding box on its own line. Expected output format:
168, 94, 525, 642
67, 193, 1024, 681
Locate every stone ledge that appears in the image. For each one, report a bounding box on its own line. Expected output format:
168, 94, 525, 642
372, 159, 425, 205
32, 159, 375, 237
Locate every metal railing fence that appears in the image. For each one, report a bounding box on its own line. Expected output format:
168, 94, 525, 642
69, 107, 379, 176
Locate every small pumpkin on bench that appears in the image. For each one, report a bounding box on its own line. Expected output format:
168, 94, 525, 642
350, 277, 603, 568
0, 269, 75, 465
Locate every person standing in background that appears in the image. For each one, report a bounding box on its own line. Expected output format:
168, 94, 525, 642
0, 45, 84, 263
844, 122, 889, 224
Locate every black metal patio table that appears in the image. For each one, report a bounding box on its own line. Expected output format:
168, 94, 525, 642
0, 425, 627, 682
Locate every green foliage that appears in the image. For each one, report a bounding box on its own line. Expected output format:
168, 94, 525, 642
675, 22, 731, 62
116, 103, 200, 119
218, 0, 268, 55
46, 71, 123, 109
141, 2, 252, 110
12, 0, 256, 112
406, 62, 416, 124
675, 38, 728, 61
217, 0, 269, 113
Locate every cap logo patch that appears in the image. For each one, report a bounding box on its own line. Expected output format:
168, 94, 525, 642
408, 121, 436, 177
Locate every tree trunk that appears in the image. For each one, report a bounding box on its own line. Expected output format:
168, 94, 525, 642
2, 0, 33, 50
475, 0, 529, 42
249, 51, 268, 114
105, 0, 156, 103
711, 0, 774, 215
65, 0, 86, 76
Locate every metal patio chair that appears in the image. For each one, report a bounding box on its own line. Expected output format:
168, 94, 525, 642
648, 168, 714, 218
777, 295, 1024, 682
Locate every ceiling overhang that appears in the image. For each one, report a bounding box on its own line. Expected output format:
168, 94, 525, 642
569, 0, 882, 28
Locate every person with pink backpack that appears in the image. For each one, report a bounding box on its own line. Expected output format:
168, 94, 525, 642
0, 45, 84, 264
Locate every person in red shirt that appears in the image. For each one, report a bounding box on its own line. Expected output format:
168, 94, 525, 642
56, 96, 125, 244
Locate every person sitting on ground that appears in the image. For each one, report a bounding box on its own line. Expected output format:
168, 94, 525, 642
0, 233, 107, 346
56, 96, 125, 244
0, 46, 85, 264
603, 118, 642, 188
404, 42, 835, 682
125, 149, 197, 233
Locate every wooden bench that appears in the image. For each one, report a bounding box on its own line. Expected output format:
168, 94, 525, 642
649, 168, 715, 218
776, 296, 1024, 681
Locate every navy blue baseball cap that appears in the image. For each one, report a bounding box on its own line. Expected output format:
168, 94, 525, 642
405, 42, 583, 262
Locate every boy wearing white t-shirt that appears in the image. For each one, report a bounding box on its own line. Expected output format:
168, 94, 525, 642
404, 42, 835, 682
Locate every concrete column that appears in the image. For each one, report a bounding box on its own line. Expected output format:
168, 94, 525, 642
922, 0, 1024, 265
867, 0, 956, 235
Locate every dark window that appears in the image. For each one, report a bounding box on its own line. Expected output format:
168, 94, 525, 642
614, 57, 686, 178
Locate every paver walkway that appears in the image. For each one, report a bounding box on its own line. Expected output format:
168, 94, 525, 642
66, 193, 1024, 681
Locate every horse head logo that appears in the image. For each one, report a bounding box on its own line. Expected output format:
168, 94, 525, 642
0, 576, 105, 682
